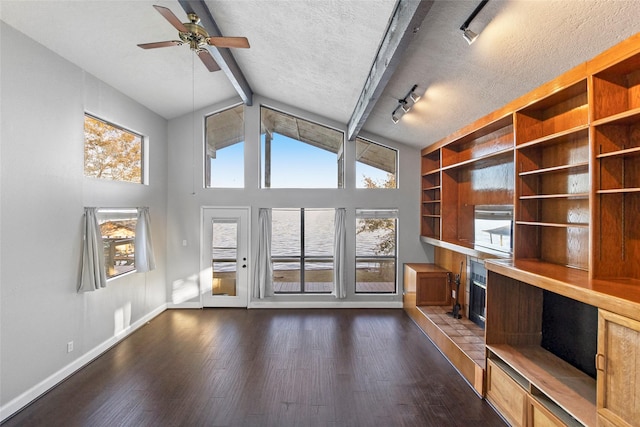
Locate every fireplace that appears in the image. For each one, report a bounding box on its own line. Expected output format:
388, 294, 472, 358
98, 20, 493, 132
469, 259, 487, 328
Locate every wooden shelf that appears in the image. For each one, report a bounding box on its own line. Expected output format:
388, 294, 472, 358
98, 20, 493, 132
519, 192, 589, 199
516, 80, 588, 145
515, 124, 589, 149
516, 220, 588, 228
597, 187, 640, 194
591, 106, 640, 126
488, 344, 596, 427
422, 214, 440, 218
440, 147, 513, 171
485, 258, 640, 321
420, 235, 512, 259
519, 161, 588, 176
421, 199, 441, 204
596, 145, 640, 159
422, 168, 440, 176
422, 185, 441, 191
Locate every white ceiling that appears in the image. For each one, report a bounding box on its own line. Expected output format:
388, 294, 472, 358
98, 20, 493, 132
1, 0, 639, 150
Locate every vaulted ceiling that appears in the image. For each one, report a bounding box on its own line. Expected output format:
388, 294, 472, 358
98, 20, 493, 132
1, 1, 639, 150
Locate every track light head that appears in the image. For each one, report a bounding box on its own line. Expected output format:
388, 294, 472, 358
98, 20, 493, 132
391, 105, 403, 124
462, 28, 479, 45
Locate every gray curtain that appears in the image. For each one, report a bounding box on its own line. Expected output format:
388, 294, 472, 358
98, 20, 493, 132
135, 207, 156, 272
78, 207, 107, 292
333, 208, 347, 299
254, 208, 273, 299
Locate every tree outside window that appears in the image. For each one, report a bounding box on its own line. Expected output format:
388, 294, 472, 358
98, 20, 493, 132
84, 114, 143, 183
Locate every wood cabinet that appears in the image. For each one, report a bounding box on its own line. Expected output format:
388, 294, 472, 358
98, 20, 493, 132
596, 310, 640, 427
404, 263, 450, 306
420, 115, 514, 257
591, 50, 640, 282
415, 33, 640, 427
421, 151, 441, 239
514, 80, 590, 271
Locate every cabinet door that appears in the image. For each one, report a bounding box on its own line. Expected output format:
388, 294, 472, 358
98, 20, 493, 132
597, 310, 640, 427
486, 359, 528, 427
416, 272, 450, 306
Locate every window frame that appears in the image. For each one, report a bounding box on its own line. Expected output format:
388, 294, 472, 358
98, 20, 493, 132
355, 137, 398, 189
271, 208, 334, 294
355, 208, 398, 294
204, 103, 245, 188
96, 208, 138, 280
83, 113, 145, 184
260, 106, 345, 189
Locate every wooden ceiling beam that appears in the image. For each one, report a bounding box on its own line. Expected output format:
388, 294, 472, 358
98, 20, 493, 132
178, 0, 254, 106
346, 0, 433, 141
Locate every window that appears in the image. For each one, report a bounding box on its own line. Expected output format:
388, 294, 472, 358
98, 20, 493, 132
84, 114, 143, 183
272, 208, 334, 293
355, 138, 397, 188
261, 107, 344, 188
97, 208, 138, 279
355, 209, 397, 293
205, 104, 245, 188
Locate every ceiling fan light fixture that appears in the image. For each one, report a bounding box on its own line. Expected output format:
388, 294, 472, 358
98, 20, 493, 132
138, 5, 250, 72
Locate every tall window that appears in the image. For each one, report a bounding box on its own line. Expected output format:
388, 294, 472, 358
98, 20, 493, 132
355, 209, 397, 293
97, 208, 138, 279
355, 138, 397, 188
84, 114, 143, 183
272, 208, 334, 293
205, 104, 245, 188
261, 107, 344, 188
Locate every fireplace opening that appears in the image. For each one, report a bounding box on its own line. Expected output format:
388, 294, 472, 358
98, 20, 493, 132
469, 260, 486, 329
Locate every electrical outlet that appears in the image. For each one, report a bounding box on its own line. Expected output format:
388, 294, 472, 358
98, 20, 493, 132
67, 341, 74, 353
182, 240, 187, 246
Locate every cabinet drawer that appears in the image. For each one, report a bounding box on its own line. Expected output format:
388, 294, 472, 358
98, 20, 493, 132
487, 359, 528, 427
528, 396, 565, 427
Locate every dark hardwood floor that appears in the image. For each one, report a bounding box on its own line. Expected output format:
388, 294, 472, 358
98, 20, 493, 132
3, 309, 505, 427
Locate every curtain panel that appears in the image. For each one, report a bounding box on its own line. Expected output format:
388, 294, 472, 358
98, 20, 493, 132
254, 208, 273, 299
135, 207, 156, 272
78, 207, 107, 292
333, 208, 347, 299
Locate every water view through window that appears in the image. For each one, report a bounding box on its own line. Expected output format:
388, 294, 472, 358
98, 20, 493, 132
212, 209, 396, 293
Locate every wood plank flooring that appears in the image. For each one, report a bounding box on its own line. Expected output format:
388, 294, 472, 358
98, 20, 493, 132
2, 309, 505, 427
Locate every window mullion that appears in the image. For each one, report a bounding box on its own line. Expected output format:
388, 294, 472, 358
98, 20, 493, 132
300, 208, 305, 292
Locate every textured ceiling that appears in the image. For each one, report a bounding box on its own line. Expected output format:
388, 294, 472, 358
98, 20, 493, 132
1, 0, 639, 151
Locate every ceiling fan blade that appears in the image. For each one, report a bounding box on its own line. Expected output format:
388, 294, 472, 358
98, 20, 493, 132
197, 50, 221, 72
207, 37, 250, 49
153, 5, 188, 33
137, 41, 182, 49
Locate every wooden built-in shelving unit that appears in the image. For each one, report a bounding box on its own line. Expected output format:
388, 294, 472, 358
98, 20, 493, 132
407, 32, 640, 427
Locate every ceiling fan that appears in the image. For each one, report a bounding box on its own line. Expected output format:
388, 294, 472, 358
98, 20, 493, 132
138, 5, 250, 72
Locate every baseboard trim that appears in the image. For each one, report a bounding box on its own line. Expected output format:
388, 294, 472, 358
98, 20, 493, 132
0, 303, 167, 423
248, 301, 403, 309
167, 302, 202, 309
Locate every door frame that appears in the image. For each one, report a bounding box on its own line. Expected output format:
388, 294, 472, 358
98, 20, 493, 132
200, 206, 251, 307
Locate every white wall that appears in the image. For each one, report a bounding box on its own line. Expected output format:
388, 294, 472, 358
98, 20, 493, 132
0, 21, 168, 418
166, 95, 434, 307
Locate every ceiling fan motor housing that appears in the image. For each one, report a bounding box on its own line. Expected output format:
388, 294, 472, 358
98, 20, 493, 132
180, 14, 209, 51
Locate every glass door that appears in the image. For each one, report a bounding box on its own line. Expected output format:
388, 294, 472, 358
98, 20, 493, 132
201, 207, 249, 307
